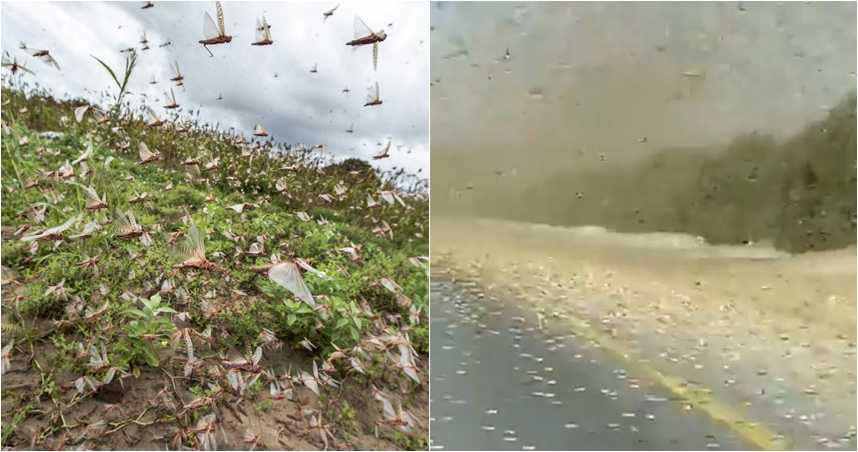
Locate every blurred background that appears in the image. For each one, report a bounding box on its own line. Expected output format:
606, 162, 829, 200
430, 1, 856, 252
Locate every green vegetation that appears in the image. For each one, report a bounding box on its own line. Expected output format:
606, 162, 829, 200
1, 85, 428, 449
116, 294, 177, 368
91, 50, 138, 109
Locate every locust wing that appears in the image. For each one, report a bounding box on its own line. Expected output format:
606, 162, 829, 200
178, 223, 206, 260
21, 214, 82, 242
139, 142, 156, 161
373, 42, 379, 71
67, 181, 101, 203
398, 344, 420, 383
216, 1, 226, 36
354, 16, 373, 39
47, 55, 61, 70
268, 262, 315, 308
145, 106, 161, 124
38, 53, 60, 70
72, 142, 93, 164
365, 82, 376, 103
262, 17, 272, 41
295, 258, 329, 280
255, 18, 265, 42
374, 141, 391, 159
74, 105, 89, 123
202, 10, 220, 39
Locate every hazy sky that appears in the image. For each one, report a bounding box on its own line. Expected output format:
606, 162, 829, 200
431, 1, 856, 185
1, 1, 429, 176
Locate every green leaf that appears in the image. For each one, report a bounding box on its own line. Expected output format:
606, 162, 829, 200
120, 52, 137, 95
125, 308, 147, 319
286, 314, 297, 327
154, 306, 177, 316
143, 346, 160, 367
91, 55, 121, 90
92, 51, 136, 107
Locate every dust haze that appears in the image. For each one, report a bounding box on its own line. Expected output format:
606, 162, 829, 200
430, 2, 856, 252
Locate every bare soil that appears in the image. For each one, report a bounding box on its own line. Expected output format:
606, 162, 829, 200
1, 304, 427, 451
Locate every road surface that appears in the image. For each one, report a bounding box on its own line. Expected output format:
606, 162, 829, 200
430, 278, 753, 451
430, 217, 857, 451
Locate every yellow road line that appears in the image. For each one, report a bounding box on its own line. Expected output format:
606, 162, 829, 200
561, 313, 789, 451
434, 263, 790, 451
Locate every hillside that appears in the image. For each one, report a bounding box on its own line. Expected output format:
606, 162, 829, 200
438, 92, 856, 253
0, 86, 428, 450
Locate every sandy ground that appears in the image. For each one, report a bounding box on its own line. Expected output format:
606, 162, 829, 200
432, 217, 857, 450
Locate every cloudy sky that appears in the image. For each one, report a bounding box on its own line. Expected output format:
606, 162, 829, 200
1, 1, 429, 176
431, 1, 855, 186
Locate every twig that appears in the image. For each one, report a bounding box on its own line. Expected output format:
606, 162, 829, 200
104, 407, 153, 435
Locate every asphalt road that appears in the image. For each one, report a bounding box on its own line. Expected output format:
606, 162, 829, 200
429, 278, 754, 451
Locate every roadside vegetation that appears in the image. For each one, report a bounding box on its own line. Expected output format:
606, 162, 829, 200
440, 92, 856, 253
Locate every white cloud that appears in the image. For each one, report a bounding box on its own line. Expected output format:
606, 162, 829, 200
1, 1, 429, 176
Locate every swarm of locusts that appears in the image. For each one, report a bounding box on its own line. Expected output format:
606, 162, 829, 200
0, 2, 426, 450
4, 1, 395, 157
